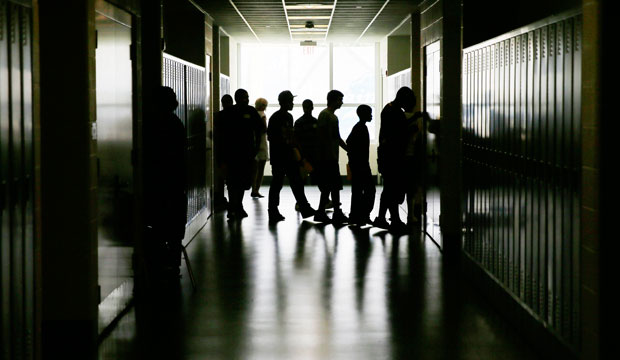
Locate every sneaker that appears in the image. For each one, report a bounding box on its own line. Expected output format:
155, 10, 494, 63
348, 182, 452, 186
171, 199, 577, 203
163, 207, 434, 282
372, 217, 390, 229
299, 204, 316, 219
389, 219, 408, 234
313, 211, 331, 223
332, 211, 349, 225
268, 210, 285, 223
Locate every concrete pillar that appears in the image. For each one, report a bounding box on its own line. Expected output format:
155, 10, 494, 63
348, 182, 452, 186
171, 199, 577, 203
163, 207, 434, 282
38, 0, 98, 358
439, 0, 463, 252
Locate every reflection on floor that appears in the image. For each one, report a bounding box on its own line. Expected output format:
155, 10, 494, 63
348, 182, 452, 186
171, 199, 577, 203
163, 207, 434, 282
99, 186, 539, 360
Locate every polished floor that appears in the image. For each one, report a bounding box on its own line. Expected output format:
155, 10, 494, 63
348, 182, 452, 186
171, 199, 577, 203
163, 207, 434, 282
99, 186, 539, 360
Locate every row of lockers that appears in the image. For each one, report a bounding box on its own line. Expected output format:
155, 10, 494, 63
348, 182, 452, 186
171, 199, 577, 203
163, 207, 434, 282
462, 13, 581, 348
163, 55, 209, 224
0, 2, 34, 360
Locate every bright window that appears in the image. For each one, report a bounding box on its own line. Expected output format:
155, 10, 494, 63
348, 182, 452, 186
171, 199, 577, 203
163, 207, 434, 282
239, 43, 377, 140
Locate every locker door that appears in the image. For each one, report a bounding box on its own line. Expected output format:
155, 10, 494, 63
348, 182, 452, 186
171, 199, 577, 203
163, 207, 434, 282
423, 41, 441, 247
205, 55, 212, 216
0, 2, 11, 359
95, 7, 134, 302
20, 7, 34, 359
9, 3, 25, 359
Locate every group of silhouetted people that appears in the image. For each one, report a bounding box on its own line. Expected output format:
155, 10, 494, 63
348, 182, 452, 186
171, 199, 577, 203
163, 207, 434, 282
213, 86, 428, 232
147, 85, 428, 279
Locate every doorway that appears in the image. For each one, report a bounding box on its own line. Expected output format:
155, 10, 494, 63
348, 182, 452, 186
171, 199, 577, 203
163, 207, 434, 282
95, 3, 134, 309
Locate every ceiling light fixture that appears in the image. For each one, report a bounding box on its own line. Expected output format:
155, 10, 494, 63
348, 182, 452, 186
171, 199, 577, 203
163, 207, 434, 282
286, 4, 334, 10
290, 24, 328, 28
291, 32, 326, 36
288, 15, 331, 20
291, 28, 326, 31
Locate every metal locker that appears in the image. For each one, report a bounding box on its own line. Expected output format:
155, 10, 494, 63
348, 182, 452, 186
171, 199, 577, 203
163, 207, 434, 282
462, 11, 582, 348
9, 3, 25, 358
571, 15, 582, 344
0, 1, 11, 359
19, 7, 34, 359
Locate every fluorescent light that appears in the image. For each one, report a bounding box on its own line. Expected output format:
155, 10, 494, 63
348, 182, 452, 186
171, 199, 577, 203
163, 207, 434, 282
290, 28, 327, 32
288, 16, 331, 20
291, 32, 326, 36
286, 4, 334, 10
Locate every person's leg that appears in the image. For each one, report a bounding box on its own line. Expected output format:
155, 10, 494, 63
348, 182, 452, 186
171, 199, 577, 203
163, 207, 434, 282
285, 161, 309, 206
254, 160, 266, 195
250, 159, 259, 196
362, 164, 376, 221
373, 171, 391, 228
285, 162, 315, 217
268, 165, 286, 218
349, 166, 362, 220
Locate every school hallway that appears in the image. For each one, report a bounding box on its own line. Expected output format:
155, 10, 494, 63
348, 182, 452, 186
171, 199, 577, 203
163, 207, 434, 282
99, 186, 538, 360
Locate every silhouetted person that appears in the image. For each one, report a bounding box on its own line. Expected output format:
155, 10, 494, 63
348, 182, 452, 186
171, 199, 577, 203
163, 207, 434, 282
222, 89, 263, 220
346, 105, 376, 226
251, 97, 269, 198
213, 94, 233, 212
294, 99, 334, 211
314, 90, 348, 224
403, 103, 428, 225
294, 99, 320, 175
267, 90, 316, 222
145, 86, 187, 277
374, 87, 416, 233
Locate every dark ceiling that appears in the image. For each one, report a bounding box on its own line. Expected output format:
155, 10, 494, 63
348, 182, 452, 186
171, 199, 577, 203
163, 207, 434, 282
196, 0, 419, 43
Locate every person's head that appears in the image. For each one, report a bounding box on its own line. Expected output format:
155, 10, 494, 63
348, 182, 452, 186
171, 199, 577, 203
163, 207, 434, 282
302, 99, 313, 115
234, 88, 249, 106
221, 94, 233, 109
326, 90, 344, 110
278, 90, 295, 111
356, 104, 372, 123
255, 97, 268, 111
156, 86, 179, 112
394, 86, 416, 110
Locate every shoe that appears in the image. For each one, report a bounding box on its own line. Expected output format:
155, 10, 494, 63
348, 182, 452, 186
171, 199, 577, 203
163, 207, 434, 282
389, 219, 408, 234
251, 192, 263, 198
268, 209, 285, 223
372, 217, 390, 229
313, 211, 331, 223
299, 204, 316, 218
240, 208, 249, 218
332, 211, 349, 225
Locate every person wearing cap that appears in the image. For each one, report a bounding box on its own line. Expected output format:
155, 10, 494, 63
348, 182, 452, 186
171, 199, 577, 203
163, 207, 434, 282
266, 90, 316, 222
314, 89, 349, 224
221, 88, 264, 220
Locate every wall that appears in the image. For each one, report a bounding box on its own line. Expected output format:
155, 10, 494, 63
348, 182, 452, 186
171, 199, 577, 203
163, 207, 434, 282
162, 0, 205, 67
387, 35, 410, 76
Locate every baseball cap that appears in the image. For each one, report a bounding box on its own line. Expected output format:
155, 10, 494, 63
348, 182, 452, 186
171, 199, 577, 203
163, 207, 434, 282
278, 90, 297, 103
